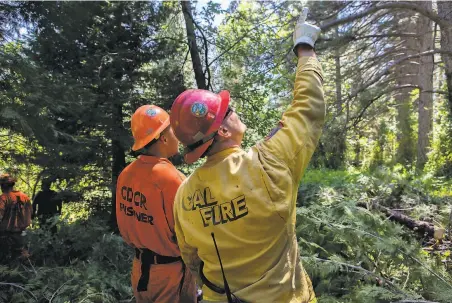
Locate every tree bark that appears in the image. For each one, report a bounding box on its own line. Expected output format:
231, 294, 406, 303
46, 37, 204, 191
438, 1, 452, 117
335, 27, 342, 114
334, 42, 346, 168
416, 1, 434, 170
325, 15, 346, 169
353, 132, 361, 167
394, 10, 416, 165
110, 102, 126, 231
181, 0, 207, 90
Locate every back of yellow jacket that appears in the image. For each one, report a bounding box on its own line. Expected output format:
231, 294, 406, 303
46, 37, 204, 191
174, 56, 325, 303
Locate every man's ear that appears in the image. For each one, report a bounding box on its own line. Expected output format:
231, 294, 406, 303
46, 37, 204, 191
217, 125, 231, 139
159, 134, 168, 144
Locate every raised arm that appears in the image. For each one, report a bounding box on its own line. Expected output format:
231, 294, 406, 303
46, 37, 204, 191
258, 9, 325, 182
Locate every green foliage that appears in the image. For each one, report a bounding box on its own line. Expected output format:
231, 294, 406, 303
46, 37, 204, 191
0, 169, 450, 302
297, 169, 452, 302
1, 2, 452, 302
0, 1, 189, 215
0, 204, 133, 302
217, 1, 297, 149
425, 90, 452, 177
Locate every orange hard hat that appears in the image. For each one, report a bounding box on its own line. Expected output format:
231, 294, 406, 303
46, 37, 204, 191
170, 89, 230, 164
0, 173, 17, 185
131, 105, 170, 151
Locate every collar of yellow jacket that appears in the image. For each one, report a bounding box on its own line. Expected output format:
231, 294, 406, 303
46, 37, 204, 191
138, 155, 171, 164
205, 146, 241, 165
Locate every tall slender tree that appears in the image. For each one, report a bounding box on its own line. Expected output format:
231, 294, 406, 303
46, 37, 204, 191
416, 1, 434, 169
181, 0, 207, 90
393, 10, 417, 165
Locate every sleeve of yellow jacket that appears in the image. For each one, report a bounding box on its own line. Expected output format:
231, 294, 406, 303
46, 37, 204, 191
260, 56, 325, 183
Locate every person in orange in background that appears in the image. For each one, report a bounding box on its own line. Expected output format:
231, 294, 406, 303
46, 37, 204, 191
0, 173, 32, 262
116, 105, 197, 303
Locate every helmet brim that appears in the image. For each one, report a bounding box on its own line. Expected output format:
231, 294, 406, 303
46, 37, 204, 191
207, 90, 230, 134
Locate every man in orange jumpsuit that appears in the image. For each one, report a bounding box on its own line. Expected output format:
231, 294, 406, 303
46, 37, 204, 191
0, 173, 32, 262
116, 105, 197, 303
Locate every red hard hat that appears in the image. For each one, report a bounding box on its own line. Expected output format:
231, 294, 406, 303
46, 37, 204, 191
131, 105, 170, 151
170, 89, 230, 164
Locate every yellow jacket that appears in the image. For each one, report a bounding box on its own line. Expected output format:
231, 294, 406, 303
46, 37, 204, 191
174, 56, 325, 303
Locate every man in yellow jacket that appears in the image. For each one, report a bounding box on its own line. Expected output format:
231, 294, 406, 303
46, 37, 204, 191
170, 8, 323, 303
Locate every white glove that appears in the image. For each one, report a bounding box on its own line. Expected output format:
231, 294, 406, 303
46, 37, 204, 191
293, 8, 320, 52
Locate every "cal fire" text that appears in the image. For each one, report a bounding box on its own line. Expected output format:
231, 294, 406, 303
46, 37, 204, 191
183, 187, 248, 227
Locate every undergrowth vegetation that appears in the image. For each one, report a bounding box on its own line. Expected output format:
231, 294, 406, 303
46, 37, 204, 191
0, 206, 134, 303
1, 169, 451, 302
298, 168, 452, 302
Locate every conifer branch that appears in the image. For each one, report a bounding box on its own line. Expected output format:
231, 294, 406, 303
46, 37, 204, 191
0, 282, 38, 301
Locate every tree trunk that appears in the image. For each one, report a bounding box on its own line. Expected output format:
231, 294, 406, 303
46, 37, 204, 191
394, 10, 416, 165
416, 1, 434, 170
357, 202, 437, 238
438, 1, 452, 117
330, 43, 346, 169
353, 132, 361, 167
370, 121, 388, 169
110, 102, 126, 231
446, 72, 452, 117
325, 20, 346, 169
181, 0, 207, 90
335, 28, 342, 114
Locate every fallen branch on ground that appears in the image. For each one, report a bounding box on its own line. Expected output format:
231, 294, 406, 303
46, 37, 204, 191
0, 282, 38, 301
357, 202, 438, 238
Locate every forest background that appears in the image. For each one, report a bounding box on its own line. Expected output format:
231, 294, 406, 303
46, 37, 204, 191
0, 1, 452, 302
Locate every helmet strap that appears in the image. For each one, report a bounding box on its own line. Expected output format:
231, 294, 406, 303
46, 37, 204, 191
185, 131, 218, 156
200, 138, 216, 158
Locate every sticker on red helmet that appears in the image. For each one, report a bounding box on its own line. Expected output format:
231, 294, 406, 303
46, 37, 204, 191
206, 112, 216, 120
146, 108, 157, 117
191, 102, 208, 117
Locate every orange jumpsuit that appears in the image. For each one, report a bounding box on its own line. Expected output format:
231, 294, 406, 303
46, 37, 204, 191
116, 155, 197, 303
0, 190, 32, 232
0, 190, 32, 259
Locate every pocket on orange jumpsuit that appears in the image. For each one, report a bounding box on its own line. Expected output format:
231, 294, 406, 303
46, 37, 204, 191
131, 257, 197, 303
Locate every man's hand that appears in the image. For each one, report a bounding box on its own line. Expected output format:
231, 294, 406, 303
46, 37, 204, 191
293, 7, 320, 55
